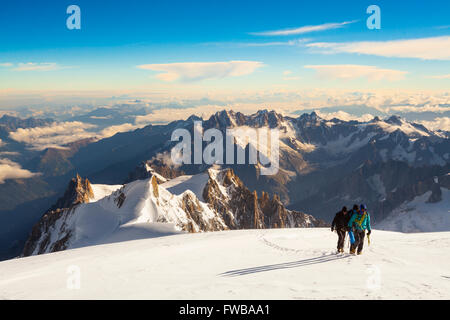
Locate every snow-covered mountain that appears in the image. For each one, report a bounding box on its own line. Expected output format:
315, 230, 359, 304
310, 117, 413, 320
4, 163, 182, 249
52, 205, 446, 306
201, 110, 448, 167
128, 109, 449, 229
4, 228, 450, 299
376, 185, 450, 233
22, 167, 325, 256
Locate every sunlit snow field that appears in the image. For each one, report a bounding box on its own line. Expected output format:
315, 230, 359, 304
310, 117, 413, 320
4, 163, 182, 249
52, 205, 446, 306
1, 228, 449, 299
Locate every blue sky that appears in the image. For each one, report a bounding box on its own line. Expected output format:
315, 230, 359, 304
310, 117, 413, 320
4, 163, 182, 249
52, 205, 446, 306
0, 0, 449, 100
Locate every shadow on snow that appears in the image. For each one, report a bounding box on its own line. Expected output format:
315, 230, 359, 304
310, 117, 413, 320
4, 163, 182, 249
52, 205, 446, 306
219, 253, 350, 277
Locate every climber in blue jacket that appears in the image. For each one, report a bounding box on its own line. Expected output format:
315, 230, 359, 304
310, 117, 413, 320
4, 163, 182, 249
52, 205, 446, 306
347, 204, 371, 255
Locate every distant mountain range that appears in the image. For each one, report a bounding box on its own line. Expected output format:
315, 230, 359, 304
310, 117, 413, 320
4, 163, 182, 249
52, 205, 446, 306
0, 115, 54, 140
0, 110, 449, 260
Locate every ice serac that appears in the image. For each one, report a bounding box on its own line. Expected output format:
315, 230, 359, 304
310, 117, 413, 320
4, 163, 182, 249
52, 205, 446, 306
22, 168, 325, 257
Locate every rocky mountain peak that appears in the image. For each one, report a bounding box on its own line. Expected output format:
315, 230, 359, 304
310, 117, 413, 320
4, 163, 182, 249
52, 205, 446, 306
207, 110, 237, 128
204, 109, 286, 129
186, 114, 203, 122
48, 174, 94, 211
385, 115, 403, 126
251, 109, 284, 128
203, 167, 325, 230
296, 111, 323, 127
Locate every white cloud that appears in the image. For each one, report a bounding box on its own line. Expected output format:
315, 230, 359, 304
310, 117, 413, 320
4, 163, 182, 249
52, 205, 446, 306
0, 62, 72, 71
151, 151, 181, 168
0, 159, 40, 183
233, 39, 310, 47
315, 110, 375, 122
250, 21, 357, 36
8, 120, 152, 150
9, 121, 97, 150
135, 105, 223, 124
13, 62, 66, 72
0, 151, 20, 156
99, 123, 142, 138
307, 36, 450, 60
418, 117, 450, 131
387, 104, 450, 114
137, 61, 263, 82
90, 115, 112, 120
427, 74, 450, 79
282, 70, 300, 81
304, 65, 407, 81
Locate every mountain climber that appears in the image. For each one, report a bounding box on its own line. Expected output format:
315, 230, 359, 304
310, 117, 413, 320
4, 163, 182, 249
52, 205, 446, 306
347, 204, 372, 255
331, 206, 351, 253
347, 204, 359, 242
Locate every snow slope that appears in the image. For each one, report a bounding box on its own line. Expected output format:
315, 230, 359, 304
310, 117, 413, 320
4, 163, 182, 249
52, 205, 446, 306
376, 188, 450, 233
161, 173, 209, 201
1, 228, 449, 299
90, 184, 123, 202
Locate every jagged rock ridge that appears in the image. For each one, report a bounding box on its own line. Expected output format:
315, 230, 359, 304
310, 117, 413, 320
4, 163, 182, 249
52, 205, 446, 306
22, 168, 325, 256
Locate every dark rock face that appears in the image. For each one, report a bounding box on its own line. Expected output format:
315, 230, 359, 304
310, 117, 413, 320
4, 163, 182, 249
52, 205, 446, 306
427, 183, 442, 203
180, 191, 228, 233
438, 174, 450, 189
202, 168, 263, 229
22, 175, 94, 256
48, 174, 94, 211
114, 191, 126, 208
291, 160, 450, 222
203, 168, 327, 230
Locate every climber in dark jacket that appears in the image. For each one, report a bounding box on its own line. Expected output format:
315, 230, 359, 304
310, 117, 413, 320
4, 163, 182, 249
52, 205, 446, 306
331, 206, 351, 253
